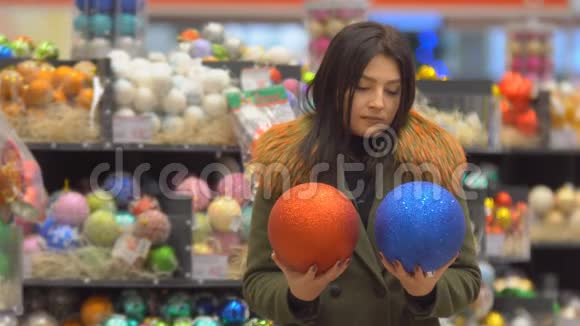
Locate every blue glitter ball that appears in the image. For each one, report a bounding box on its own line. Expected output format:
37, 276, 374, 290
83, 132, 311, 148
193, 293, 218, 316
374, 181, 466, 273
219, 298, 249, 326
0, 45, 14, 59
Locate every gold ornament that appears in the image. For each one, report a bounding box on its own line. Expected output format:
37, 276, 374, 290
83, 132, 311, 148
495, 207, 512, 229
416, 65, 438, 80
484, 311, 505, 326
484, 197, 495, 215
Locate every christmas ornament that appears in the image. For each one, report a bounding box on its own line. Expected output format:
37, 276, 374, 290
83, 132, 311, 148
193, 212, 212, 242
134, 209, 171, 245
0, 70, 23, 100
190, 39, 213, 58
217, 173, 251, 206
176, 176, 212, 212
129, 196, 159, 216
162, 116, 185, 135
208, 197, 241, 232
163, 88, 187, 115
121, 0, 144, 13
86, 190, 116, 213
84, 210, 122, 247
178, 29, 199, 42
374, 181, 465, 273
23, 234, 46, 253
224, 37, 243, 59
494, 191, 512, 207
33, 41, 59, 60
556, 185, 576, 215
81, 296, 114, 326
201, 22, 225, 44
115, 210, 136, 232
116, 14, 142, 36
51, 191, 89, 226
117, 290, 147, 322
161, 292, 192, 321
192, 293, 218, 316
0, 45, 13, 59
47, 288, 79, 321
103, 173, 135, 208
528, 185, 554, 216
192, 317, 220, 326
148, 245, 178, 273
219, 298, 249, 325
202, 94, 227, 118
268, 182, 359, 274
103, 315, 131, 326
484, 311, 505, 326
495, 207, 512, 229
42, 224, 80, 250
10, 39, 32, 57
244, 319, 273, 326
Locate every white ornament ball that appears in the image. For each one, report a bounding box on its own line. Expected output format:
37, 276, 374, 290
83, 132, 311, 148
203, 69, 231, 94
114, 79, 136, 106
202, 94, 228, 118
131, 58, 151, 71
178, 42, 192, 53
183, 105, 208, 129
172, 75, 187, 89
556, 185, 576, 215
134, 87, 158, 113
180, 79, 203, 106
132, 70, 153, 88
112, 61, 131, 79
141, 112, 161, 134
265, 46, 291, 65
510, 315, 533, 326
163, 88, 187, 115
149, 52, 167, 62
150, 63, 173, 95
243, 46, 265, 62
116, 36, 138, 55
89, 37, 112, 58
108, 49, 131, 65
169, 51, 192, 76
115, 107, 136, 117
162, 115, 185, 134
224, 37, 243, 59
202, 22, 225, 44
528, 185, 555, 217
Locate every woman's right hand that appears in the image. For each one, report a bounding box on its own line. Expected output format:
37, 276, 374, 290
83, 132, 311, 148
271, 252, 351, 302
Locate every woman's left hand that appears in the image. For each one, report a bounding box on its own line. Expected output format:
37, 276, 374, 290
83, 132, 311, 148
379, 253, 458, 297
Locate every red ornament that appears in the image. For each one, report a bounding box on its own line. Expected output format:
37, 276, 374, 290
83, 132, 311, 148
178, 29, 199, 42
268, 183, 359, 275
494, 191, 513, 207
501, 100, 516, 125
515, 108, 538, 135
129, 195, 160, 216
270, 67, 282, 84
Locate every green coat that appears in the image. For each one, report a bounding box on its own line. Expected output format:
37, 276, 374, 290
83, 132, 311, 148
242, 112, 481, 325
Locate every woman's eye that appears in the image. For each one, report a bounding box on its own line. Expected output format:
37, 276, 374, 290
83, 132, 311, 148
357, 86, 369, 90
385, 89, 400, 96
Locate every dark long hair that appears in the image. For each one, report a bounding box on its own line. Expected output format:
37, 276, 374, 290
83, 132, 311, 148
300, 22, 416, 186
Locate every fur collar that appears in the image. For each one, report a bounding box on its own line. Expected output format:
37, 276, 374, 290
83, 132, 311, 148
249, 110, 466, 197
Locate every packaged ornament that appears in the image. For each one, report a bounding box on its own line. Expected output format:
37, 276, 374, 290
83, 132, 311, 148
304, 0, 368, 71
414, 80, 500, 150
497, 71, 551, 149
0, 115, 48, 315
0, 34, 59, 61
72, 0, 147, 59
484, 190, 531, 262
506, 19, 554, 82
529, 183, 580, 243
0, 59, 108, 143
546, 82, 580, 149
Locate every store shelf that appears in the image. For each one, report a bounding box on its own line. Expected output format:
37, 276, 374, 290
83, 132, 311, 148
23, 278, 242, 289
27, 142, 579, 157
26, 142, 241, 154
532, 242, 580, 250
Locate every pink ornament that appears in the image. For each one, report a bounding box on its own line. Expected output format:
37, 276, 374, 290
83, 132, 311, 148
134, 209, 171, 245
176, 176, 212, 212
282, 78, 300, 95
527, 56, 542, 72
23, 235, 46, 253
217, 173, 251, 206
51, 192, 89, 226
311, 37, 331, 56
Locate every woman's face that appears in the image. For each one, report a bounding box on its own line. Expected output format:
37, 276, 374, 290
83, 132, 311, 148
349, 54, 401, 137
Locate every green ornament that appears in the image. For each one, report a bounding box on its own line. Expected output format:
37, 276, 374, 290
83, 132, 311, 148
10, 39, 32, 57
33, 41, 59, 60
244, 319, 274, 326
119, 290, 147, 322
0, 35, 9, 46
87, 190, 116, 213
152, 322, 170, 326
212, 43, 229, 61
302, 71, 315, 84
173, 318, 193, 326
148, 245, 178, 273
115, 210, 136, 231
193, 213, 211, 242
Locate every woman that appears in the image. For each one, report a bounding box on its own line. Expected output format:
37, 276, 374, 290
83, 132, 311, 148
243, 22, 481, 325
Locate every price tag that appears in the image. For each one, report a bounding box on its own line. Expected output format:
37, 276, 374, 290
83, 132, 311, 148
113, 116, 155, 143
241, 68, 272, 91
486, 233, 505, 257
192, 254, 229, 280
112, 234, 151, 266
